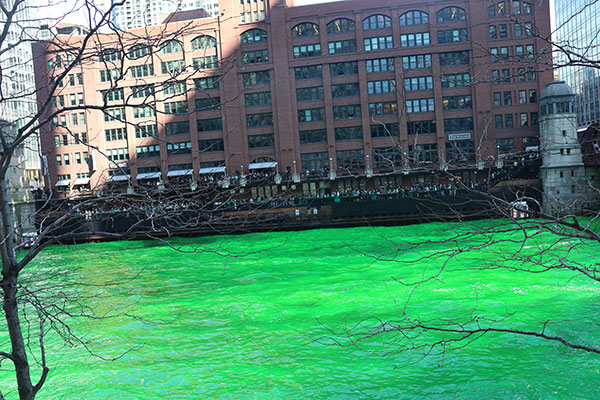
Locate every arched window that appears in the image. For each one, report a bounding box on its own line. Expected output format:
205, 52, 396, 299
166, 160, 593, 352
362, 14, 392, 30
399, 10, 429, 26
128, 44, 151, 59
487, 1, 506, 17
327, 18, 355, 34
98, 48, 121, 62
191, 35, 216, 50
159, 39, 183, 54
436, 6, 466, 22
241, 29, 267, 44
291, 22, 319, 38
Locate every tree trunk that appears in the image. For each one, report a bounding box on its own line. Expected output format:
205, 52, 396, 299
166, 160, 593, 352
2, 274, 35, 400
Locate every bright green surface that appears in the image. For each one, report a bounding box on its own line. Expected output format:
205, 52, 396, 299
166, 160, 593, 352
2, 221, 600, 399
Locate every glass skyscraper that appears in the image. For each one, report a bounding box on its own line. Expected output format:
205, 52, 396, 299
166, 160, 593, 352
554, 0, 600, 127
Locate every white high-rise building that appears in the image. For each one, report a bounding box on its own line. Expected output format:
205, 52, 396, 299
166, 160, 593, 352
111, 0, 219, 30
0, 0, 42, 237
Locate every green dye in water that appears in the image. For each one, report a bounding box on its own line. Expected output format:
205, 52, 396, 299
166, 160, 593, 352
1, 221, 600, 399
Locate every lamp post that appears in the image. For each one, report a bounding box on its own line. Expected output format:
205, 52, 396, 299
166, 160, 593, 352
365, 154, 373, 178
239, 165, 247, 187
496, 145, 503, 169
292, 160, 300, 183
328, 157, 336, 181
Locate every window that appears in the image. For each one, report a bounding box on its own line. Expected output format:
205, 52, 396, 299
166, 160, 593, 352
446, 140, 475, 163
407, 120, 436, 135
372, 147, 402, 168
56, 155, 61, 166
488, 2, 506, 17
441, 73, 470, 88
246, 112, 273, 127
294, 65, 322, 80
505, 114, 514, 128
371, 123, 399, 138
520, 112, 528, 127
167, 141, 192, 155
436, 6, 466, 22
99, 68, 121, 82
241, 49, 269, 64
248, 134, 275, 148
296, 86, 324, 102
334, 126, 363, 141
504, 91, 512, 106
406, 98, 435, 113
299, 129, 327, 144
365, 58, 394, 73
495, 115, 503, 129
130, 64, 154, 78
364, 36, 393, 51
134, 105, 156, 118
104, 108, 125, 122
369, 101, 397, 116
191, 35, 217, 50
169, 163, 193, 173
293, 44, 322, 58
197, 118, 222, 132
198, 139, 225, 152
241, 29, 267, 44
63, 154, 70, 166
531, 112, 538, 126
159, 40, 183, 54
330, 61, 358, 76
328, 40, 357, 54
165, 121, 190, 136
243, 71, 270, 86
128, 44, 151, 59
489, 25, 497, 40
526, 44, 535, 59
161, 60, 186, 74
402, 54, 432, 70
399, 10, 428, 26
105, 127, 126, 141
400, 33, 430, 47
408, 144, 438, 164
437, 29, 468, 44
162, 81, 187, 95
367, 79, 396, 94
244, 92, 271, 107
54, 135, 60, 147
444, 117, 473, 132
193, 56, 218, 69
336, 150, 364, 170
301, 152, 329, 172
135, 124, 157, 138
75, 153, 81, 164
518, 90, 527, 105
515, 45, 524, 60
499, 24, 508, 38
439, 51, 469, 66
326, 18, 355, 34
136, 145, 160, 159
442, 95, 472, 110
195, 76, 219, 90
107, 147, 129, 161
298, 108, 325, 122
404, 76, 433, 91
332, 105, 361, 119
292, 23, 320, 38
196, 96, 221, 111
331, 83, 359, 98
98, 48, 120, 62
493, 92, 501, 107
363, 14, 392, 30
496, 138, 514, 155
62, 134, 68, 146
132, 84, 154, 99
527, 67, 536, 81
529, 89, 537, 103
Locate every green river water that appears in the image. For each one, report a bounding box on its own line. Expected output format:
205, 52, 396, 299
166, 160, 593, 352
1, 221, 600, 399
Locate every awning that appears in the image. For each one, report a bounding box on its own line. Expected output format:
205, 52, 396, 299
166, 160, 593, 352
167, 169, 194, 177
73, 177, 90, 186
198, 166, 225, 174
55, 180, 71, 187
106, 174, 130, 183
248, 162, 277, 170
136, 172, 162, 180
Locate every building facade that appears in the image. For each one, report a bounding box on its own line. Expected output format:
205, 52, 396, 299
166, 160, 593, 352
0, 0, 42, 235
111, 0, 220, 30
553, 0, 600, 128
34, 0, 552, 198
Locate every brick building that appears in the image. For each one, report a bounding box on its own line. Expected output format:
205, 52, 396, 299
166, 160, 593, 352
33, 0, 552, 198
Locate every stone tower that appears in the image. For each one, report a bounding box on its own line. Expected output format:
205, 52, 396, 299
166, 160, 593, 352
539, 80, 586, 215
